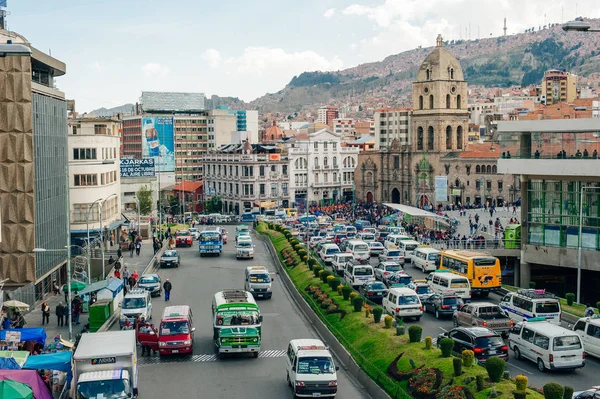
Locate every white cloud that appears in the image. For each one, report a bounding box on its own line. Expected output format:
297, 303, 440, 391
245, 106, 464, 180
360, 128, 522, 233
323, 8, 336, 18
202, 49, 222, 69
93, 62, 105, 73
141, 63, 170, 77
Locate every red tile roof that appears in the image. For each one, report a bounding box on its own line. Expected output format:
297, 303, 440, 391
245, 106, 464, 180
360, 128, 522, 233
173, 181, 203, 193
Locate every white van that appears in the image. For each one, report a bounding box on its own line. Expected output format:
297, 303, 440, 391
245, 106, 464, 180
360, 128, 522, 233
426, 271, 471, 300
285, 339, 339, 398
344, 263, 375, 288
382, 286, 423, 321
120, 289, 152, 328
384, 234, 412, 249
244, 266, 273, 299
413, 248, 440, 273
499, 289, 561, 325
357, 232, 376, 243
572, 316, 600, 358
319, 243, 341, 265
346, 240, 370, 263
397, 240, 420, 263
509, 319, 585, 372
331, 253, 354, 277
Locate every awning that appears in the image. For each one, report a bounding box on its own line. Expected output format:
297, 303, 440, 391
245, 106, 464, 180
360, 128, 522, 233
383, 203, 450, 227
78, 280, 109, 296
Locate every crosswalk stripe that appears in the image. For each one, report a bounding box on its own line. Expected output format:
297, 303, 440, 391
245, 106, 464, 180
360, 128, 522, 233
138, 349, 286, 365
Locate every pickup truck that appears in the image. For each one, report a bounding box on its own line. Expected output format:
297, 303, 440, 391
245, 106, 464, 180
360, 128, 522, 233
452, 302, 514, 337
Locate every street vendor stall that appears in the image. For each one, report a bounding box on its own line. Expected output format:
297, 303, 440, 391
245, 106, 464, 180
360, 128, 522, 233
0, 351, 29, 368
0, 370, 53, 399
0, 328, 46, 346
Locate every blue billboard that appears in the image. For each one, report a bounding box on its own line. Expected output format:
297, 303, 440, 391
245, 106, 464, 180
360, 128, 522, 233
120, 158, 155, 178
142, 116, 174, 172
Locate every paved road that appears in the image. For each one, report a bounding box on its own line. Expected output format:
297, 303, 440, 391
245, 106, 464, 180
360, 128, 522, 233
366, 257, 598, 390
131, 227, 369, 398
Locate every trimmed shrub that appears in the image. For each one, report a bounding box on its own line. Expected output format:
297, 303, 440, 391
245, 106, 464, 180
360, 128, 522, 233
596, 302, 600, 313
529, 281, 536, 289
503, 371, 511, 380
514, 391, 527, 399
293, 244, 302, 252
320, 270, 331, 284
462, 349, 475, 367
515, 375, 528, 391
543, 383, 564, 399
297, 249, 307, 257
349, 291, 359, 301
475, 374, 485, 392
408, 325, 423, 343
439, 338, 454, 358
424, 336, 432, 350
563, 386, 574, 399
452, 357, 462, 376
337, 285, 343, 295
312, 266, 322, 277
341, 285, 352, 300
352, 296, 364, 312
318, 270, 326, 280
373, 307, 383, 323
329, 278, 341, 291
384, 315, 393, 329
565, 293, 575, 306
326, 275, 335, 285
307, 258, 317, 269
485, 356, 506, 383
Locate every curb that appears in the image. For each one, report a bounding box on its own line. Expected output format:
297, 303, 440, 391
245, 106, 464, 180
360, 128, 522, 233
255, 232, 390, 399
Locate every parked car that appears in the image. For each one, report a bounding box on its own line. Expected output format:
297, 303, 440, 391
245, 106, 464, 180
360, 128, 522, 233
368, 241, 385, 255
437, 327, 508, 363
138, 273, 162, 296
160, 250, 180, 268
358, 281, 388, 303
378, 248, 405, 264
374, 261, 402, 282
422, 293, 463, 319
385, 272, 414, 288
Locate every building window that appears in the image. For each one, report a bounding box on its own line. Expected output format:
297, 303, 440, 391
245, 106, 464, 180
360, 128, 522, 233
74, 174, 98, 186
394, 156, 400, 169
498, 181, 503, 190
324, 142, 328, 150
426, 69, 431, 80
429, 95, 434, 109
486, 165, 492, 174
457, 126, 463, 149
94, 124, 108, 135
450, 68, 454, 79
417, 127, 424, 151
260, 184, 265, 195
446, 126, 452, 150
427, 126, 434, 151
324, 157, 328, 167
486, 181, 492, 190
259, 165, 265, 176
476, 165, 481, 174
332, 142, 337, 150
72, 126, 78, 135
314, 157, 319, 168
332, 157, 337, 168
492, 165, 497, 174
457, 94, 462, 109
314, 141, 318, 149
73, 148, 97, 160
282, 165, 288, 175
419, 96, 424, 110
446, 94, 451, 109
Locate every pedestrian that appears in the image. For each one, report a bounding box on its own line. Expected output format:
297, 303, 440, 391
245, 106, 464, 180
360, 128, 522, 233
136, 241, 141, 256
52, 280, 60, 295
128, 276, 135, 291
129, 241, 135, 258
585, 304, 595, 317
12, 312, 25, 329
41, 302, 50, 325
117, 247, 122, 259
132, 270, 139, 281
163, 279, 172, 301
56, 302, 65, 327
72, 296, 81, 325
122, 266, 131, 281
2, 315, 11, 330
114, 269, 121, 279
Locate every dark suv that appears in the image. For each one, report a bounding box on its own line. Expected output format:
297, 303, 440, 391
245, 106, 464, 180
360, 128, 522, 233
437, 327, 508, 363
422, 294, 463, 319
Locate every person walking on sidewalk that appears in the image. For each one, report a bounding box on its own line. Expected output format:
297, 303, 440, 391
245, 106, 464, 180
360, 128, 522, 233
56, 303, 65, 327
135, 241, 142, 256
163, 279, 172, 301
129, 241, 135, 258
41, 302, 50, 325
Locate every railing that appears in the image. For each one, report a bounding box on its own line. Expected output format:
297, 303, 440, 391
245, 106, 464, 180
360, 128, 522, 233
422, 238, 521, 250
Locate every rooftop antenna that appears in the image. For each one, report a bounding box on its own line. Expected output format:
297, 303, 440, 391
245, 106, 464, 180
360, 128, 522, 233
503, 17, 507, 36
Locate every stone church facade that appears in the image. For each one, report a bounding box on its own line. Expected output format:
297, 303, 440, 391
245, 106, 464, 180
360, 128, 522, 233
355, 36, 519, 208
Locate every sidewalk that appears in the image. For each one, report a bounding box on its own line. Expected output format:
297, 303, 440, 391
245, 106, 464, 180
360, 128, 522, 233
23, 239, 158, 344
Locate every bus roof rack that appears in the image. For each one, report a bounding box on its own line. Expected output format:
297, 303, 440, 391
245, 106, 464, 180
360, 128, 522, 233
222, 289, 250, 303
516, 289, 557, 299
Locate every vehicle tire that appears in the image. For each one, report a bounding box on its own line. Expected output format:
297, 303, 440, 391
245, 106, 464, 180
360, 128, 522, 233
422, 265, 426, 273
287, 373, 292, 388
513, 346, 521, 360
537, 358, 546, 372
253, 351, 259, 358
481, 292, 489, 298
435, 310, 440, 319
414, 316, 421, 321
453, 317, 459, 327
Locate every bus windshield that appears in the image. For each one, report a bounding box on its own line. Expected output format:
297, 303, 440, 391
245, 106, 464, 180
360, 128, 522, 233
297, 356, 336, 375
200, 233, 221, 242
249, 274, 270, 283
216, 310, 260, 326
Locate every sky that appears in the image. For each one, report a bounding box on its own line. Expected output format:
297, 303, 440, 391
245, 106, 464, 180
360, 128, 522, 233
6, 0, 600, 112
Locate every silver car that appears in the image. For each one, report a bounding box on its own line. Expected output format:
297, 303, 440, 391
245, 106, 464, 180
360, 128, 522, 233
138, 273, 162, 296
160, 250, 180, 268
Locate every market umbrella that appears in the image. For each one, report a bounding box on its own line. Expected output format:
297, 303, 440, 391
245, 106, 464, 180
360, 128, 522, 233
62, 280, 87, 293
2, 301, 29, 311
0, 379, 34, 399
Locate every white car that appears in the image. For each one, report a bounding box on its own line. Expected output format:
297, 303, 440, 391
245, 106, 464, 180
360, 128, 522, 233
309, 236, 325, 248
378, 248, 405, 264
188, 227, 200, 240
369, 242, 385, 255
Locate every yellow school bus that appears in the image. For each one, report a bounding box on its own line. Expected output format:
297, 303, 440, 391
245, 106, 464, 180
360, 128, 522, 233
438, 250, 501, 296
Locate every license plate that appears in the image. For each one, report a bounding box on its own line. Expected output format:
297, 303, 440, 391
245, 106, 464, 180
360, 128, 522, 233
489, 350, 496, 355
172, 350, 179, 354
313, 394, 321, 397
483, 281, 488, 285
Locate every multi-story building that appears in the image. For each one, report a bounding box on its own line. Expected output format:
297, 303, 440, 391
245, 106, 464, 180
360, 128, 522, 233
68, 117, 123, 248
497, 118, 600, 303
287, 129, 359, 206
317, 106, 338, 125
355, 120, 375, 136
332, 118, 357, 142
541, 69, 577, 105
230, 109, 258, 143
202, 142, 290, 214
373, 108, 411, 150
468, 103, 497, 126
0, 31, 69, 298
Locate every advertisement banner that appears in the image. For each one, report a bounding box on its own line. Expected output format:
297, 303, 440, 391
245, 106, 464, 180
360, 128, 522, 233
269, 154, 281, 161
142, 116, 174, 172
435, 176, 448, 202
120, 158, 156, 178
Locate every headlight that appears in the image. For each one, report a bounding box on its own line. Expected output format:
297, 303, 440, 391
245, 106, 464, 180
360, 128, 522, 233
266, 287, 272, 292
159, 342, 166, 347
184, 340, 192, 345
221, 338, 226, 343
296, 381, 305, 387
248, 287, 254, 291
253, 337, 258, 342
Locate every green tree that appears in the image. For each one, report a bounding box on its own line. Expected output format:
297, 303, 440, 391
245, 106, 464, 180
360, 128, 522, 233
136, 185, 153, 215
203, 196, 223, 213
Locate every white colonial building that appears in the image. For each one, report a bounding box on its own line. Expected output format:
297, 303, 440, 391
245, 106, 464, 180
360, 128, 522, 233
68, 117, 123, 245
286, 128, 359, 207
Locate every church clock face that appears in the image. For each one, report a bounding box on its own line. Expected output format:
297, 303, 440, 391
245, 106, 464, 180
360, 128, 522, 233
424, 87, 429, 94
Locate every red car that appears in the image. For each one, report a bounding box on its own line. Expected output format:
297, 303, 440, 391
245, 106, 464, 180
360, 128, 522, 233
176, 230, 193, 247
333, 233, 347, 244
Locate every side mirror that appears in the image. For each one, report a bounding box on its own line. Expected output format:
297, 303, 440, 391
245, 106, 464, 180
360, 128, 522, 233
191, 327, 196, 332
335, 366, 340, 371
259, 316, 263, 322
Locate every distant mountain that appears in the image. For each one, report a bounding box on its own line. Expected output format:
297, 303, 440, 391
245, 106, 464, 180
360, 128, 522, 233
88, 103, 135, 117
250, 19, 600, 113
204, 95, 248, 110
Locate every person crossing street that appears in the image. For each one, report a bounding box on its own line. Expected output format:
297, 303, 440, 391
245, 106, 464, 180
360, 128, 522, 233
163, 279, 172, 302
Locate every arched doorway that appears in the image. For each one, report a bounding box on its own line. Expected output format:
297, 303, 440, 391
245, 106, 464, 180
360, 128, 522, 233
366, 192, 374, 204
391, 188, 400, 204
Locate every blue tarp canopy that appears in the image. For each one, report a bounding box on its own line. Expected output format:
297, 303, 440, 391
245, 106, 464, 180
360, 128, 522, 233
78, 280, 109, 296
0, 329, 46, 345
0, 358, 20, 370
24, 351, 73, 388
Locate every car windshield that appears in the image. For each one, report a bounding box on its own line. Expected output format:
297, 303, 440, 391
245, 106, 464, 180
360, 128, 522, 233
385, 265, 401, 272
297, 356, 335, 375
475, 336, 504, 347
216, 310, 260, 326
160, 321, 190, 335
536, 301, 560, 313
123, 298, 146, 309
140, 276, 158, 284
338, 256, 352, 262
370, 243, 383, 248
404, 244, 418, 251
163, 251, 177, 258
398, 295, 419, 305
428, 254, 439, 261
362, 235, 375, 240
395, 276, 413, 285
238, 241, 252, 248
443, 298, 460, 305
249, 274, 270, 283
177, 231, 190, 236
77, 379, 130, 399
450, 280, 469, 288
326, 248, 340, 255
387, 251, 401, 257
416, 286, 433, 295
201, 233, 221, 242
553, 336, 581, 351
354, 267, 373, 276
369, 283, 386, 290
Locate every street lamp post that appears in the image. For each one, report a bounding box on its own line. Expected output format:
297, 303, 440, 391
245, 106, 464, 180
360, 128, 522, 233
133, 196, 141, 236
86, 198, 102, 284
100, 193, 117, 279
577, 184, 597, 304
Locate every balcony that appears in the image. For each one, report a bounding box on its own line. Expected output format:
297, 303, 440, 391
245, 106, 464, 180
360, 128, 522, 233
240, 175, 254, 181
323, 164, 330, 169
258, 175, 267, 181
314, 165, 321, 169
241, 194, 254, 199
259, 193, 267, 199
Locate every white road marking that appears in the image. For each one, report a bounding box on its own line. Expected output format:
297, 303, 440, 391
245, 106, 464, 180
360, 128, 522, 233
439, 327, 448, 332
505, 362, 533, 375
